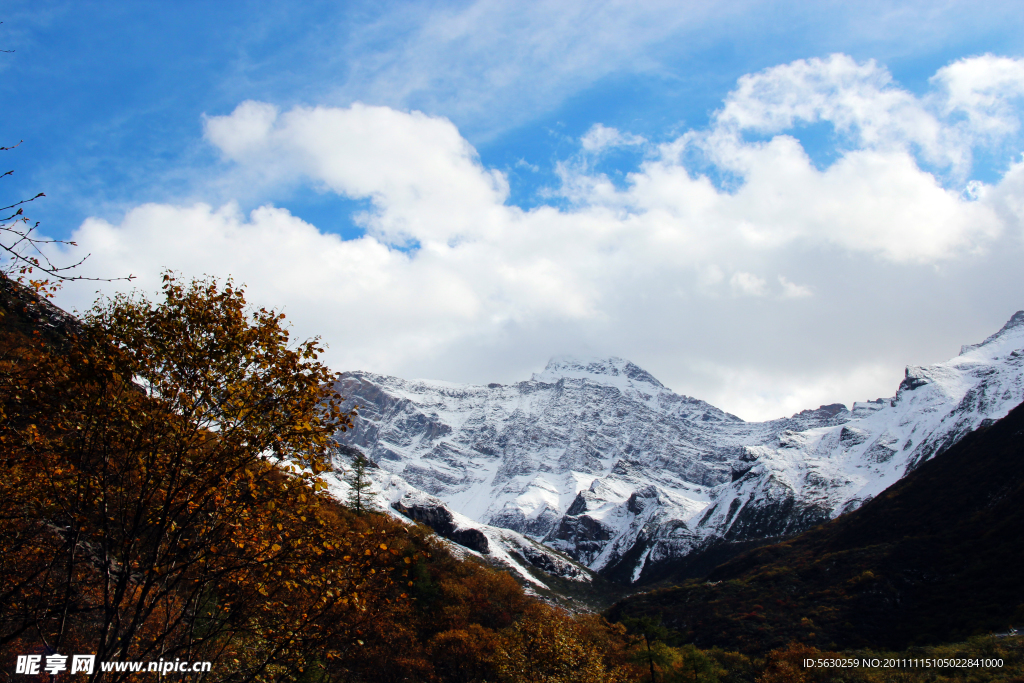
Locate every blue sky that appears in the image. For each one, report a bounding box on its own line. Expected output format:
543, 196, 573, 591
3, 1, 1024, 419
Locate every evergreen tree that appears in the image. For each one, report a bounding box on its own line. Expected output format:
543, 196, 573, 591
624, 616, 673, 683
346, 450, 375, 514
672, 644, 722, 683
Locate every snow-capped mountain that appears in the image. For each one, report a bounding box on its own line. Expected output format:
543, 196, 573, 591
332, 313, 1024, 584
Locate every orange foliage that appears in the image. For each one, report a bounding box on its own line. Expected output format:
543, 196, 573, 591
0, 275, 409, 681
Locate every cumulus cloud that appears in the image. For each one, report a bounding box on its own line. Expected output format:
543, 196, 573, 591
58, 54, 1024, 420
204, 101, 280, 159
634, 53, 1016, 262
715, 54, 952, 164
932, 54, 1024, 142
205, 101, 510, 247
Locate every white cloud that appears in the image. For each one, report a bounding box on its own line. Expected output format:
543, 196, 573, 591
730, 271, 767, 296
204, 101, 280, 159
639, 53, 1020, 262
932, 54, 1024, 141
57, 54, 1024, 420
716, 55, 951, 163
205, 101, 510, 247
778, 276, 812, 299
580, 124, 647, 154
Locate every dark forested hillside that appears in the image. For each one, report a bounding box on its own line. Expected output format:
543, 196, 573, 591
607, 400, 1024, 653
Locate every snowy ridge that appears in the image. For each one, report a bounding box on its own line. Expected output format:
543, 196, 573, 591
323, 454, 591, 589
676, 312, 1024, 575
332, 312, 1024, 584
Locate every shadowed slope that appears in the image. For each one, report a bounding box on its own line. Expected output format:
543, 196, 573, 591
607, 399, 1024, 652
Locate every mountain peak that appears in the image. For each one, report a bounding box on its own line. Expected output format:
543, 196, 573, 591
531, 356, 666, 390
959, 310, 1024, 356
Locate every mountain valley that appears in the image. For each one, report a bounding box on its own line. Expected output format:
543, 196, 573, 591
330, 313, 1024, 593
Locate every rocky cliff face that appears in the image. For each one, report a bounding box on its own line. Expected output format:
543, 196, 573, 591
332, 315, 1024, 584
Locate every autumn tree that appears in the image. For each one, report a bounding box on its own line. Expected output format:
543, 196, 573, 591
493, 604, 626, 683
0, 273, 414, 682
757, 643, 820, 683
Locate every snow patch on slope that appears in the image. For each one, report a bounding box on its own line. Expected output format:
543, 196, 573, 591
324, 452, 591, 588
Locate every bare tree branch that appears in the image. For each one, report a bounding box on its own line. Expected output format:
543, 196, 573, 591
2, 143, 134, 295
